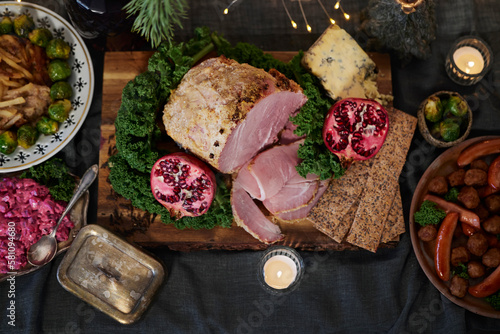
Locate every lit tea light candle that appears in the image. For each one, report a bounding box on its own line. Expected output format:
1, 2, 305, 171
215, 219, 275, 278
453, 46, 485, 75
263, 255, 297, 289
445, 36, 493, 86
258, 246, 304, 294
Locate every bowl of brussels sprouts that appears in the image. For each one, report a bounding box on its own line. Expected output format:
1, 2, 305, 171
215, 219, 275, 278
417, 91, 472, 148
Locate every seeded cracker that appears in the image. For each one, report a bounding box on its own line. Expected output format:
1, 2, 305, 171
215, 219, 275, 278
380, 186, 405, 243
309, 159, 371, 243
345, 108, 417, 252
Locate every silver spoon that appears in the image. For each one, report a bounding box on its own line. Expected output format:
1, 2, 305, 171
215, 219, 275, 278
27, 164, 99, 267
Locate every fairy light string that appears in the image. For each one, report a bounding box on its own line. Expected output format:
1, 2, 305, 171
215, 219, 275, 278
298, 0, 312, 32
222, 0, 350, 30
317, 0, 335, 25
281, 0, 298, 29
223, 0, 241, 15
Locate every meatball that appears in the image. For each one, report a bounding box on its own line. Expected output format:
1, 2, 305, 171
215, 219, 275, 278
483, 215, 500, 235
482, 248, 500, 268
428, 176, 448, 195
449, 275, 468, 298
464, 168, 488, 187
474, 204, 490, 222
470, 159, 489, 171
447, 169, 465, 187
467, 233, 489, 256
451, 246, 470, 267
468, 261, 486, 278
485, 195, 500, 214
418, 225, 437, 242
457, 186, 480, 209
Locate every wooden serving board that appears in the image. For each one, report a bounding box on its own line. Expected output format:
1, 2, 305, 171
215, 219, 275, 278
97, 51, 392, 251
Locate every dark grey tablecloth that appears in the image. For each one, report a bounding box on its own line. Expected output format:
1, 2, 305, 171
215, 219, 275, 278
2, 0, 500, 333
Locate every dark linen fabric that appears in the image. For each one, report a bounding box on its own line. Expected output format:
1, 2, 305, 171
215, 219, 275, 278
1, 0, 500, 333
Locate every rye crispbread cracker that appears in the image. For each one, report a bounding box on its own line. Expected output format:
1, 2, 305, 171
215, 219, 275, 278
309, 159, 371, 243
345, 108, 417, 252
380, 186, 405, 243
309, 108, 416, 252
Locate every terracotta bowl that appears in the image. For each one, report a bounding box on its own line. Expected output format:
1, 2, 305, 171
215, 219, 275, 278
417, 91, 472, 148
409, 136, 500, 318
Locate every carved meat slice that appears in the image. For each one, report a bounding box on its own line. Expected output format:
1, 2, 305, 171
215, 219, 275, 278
162, 56, 307, 174
231, 180, 284, 244
236, 141, 302, 201
274, 179, 329, 221
262, 172, 319, 215
231, 139, 327, 243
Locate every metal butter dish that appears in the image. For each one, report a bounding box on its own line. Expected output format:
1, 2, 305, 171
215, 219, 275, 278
57, 224, 165, 324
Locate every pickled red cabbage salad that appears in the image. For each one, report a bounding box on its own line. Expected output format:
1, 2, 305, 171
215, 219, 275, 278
0, 177, 74, 273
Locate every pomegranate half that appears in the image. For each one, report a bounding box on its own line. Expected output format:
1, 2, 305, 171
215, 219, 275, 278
323, 98, 389, 168
151, 152, 216, 219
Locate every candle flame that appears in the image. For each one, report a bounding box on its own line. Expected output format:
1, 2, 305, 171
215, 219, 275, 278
468, 61, 475, 67
277, 270, 283, 278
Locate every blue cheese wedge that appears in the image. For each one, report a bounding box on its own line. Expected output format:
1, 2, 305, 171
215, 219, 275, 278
302, 24, 384, 102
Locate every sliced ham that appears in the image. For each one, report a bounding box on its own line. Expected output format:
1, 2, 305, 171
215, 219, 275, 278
274, 179, 330, 221
231, 180, 283, 244
231, 139, 329, 243
279, 120, 305, 145
236, 141, 302, 201
162, 56, 307, 174
262, 173, 319, 215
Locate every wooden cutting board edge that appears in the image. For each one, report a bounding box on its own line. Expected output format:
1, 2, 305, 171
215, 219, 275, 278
97, 51, 394, 251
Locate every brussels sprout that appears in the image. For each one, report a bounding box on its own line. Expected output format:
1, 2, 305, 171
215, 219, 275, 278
13, 14, 35, 38
430, 122, 441, 139
446, 95, 468, 118
424, 96, 443, 123
439, 118, 461, 142
0, 130, 17, 155
17, 124, 38, 149
48, 59, 71, 82
36, 116, 59, 135
46, 38, 71, 60
48, 99, 72, 122
28, 28, 53, 48
50, 81, 73, 100
0, 16, 13, 35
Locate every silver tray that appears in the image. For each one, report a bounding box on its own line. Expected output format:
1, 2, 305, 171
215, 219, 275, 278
57, 224, 165, 324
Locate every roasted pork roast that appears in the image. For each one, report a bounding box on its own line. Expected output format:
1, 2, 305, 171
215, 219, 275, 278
162, 56, 307, 174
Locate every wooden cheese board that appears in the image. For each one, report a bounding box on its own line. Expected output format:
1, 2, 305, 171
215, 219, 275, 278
96, 51, 393, 251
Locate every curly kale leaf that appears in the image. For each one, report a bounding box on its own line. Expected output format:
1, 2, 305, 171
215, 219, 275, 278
108, 154, 171, 218
287, 53, 344, 180
486, 290, 500, 311
113, 69, 165, 174
414, 200, 447, 226
452, 263, 469, 279
444, 187, 459, 202
20, 157, 75, 202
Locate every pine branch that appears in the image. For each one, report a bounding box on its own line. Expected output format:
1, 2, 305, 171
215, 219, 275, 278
124, 0, 188, 48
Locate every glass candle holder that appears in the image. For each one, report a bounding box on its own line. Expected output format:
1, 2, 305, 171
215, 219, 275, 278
258, 246, 304, 295
445, 35, 493, 86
